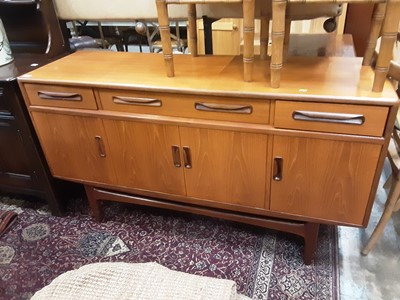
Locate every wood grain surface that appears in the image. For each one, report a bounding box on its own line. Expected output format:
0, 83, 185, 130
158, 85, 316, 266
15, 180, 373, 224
18, 51, 398, 105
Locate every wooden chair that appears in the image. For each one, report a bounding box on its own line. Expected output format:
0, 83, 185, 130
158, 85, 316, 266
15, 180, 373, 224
271, 0, 400, 91
156, 0, 256, 81
362, 120, 400, 255
361, 40, 400, 255
257, 4, 341, 62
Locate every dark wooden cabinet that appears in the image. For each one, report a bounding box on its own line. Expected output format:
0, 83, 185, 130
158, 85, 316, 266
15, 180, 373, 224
0, 0, 67, 57
0, 0, 77, 214
0, 57, 69, 214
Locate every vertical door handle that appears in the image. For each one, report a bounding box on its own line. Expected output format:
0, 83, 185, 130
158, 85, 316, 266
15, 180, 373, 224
182, 146, 192, 169
171, 145, 181, 167
95, 136, 106, 158
273, 157, 283, 181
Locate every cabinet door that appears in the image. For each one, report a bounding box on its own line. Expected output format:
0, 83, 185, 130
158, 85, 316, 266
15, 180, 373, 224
31, 112, 117, 184
103, 119, 186, 196
271, 136, 382, 225
179, 127, 268, 208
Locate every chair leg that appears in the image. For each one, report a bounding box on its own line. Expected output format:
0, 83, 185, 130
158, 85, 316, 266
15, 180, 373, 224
394, 197, 400, 212
260, 17, 269, 60
156, 0, 175, 77
243, 0, 255, 82
271, 0, 287, 88
188, 4, 198, 56
363, 3, 386, 66
372, 0, 400, 92
361, 175, 400, 255
283, 18, 291, 63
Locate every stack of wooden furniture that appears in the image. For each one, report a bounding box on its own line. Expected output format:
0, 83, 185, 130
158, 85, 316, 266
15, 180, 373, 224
156, 0, 256, 81
156, 0, 400, 91
271, 0, 400, 90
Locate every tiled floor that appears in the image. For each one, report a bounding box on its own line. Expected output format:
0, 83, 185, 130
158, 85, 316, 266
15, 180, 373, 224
339, 165, 400, 300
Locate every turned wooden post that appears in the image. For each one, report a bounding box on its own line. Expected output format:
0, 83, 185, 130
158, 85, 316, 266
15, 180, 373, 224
363, 3, 386, 66
156, 0, 175, 77
243, 0, 255, 82
260, 17, 269, 60
271, 0, 287, 88
188, 4, 198, 56
372, 0, 400, 92
283, 18, 291, 63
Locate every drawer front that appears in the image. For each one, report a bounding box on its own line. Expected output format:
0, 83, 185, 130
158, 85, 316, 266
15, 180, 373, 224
274, 101, 388, 136
24, 84, 97, 110
99, 89, 270, 124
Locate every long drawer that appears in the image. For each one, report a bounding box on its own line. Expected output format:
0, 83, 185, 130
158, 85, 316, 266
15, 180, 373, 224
98, 89, 270, 124
24, 83, 97, 110
274, 101, 388, 136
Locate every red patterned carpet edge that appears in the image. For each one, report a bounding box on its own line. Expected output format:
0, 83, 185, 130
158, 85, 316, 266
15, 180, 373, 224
0, 195, 339, 299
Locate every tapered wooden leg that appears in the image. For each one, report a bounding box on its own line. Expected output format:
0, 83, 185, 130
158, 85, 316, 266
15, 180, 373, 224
188, 4, 198, 56
243, 0, 255, 82
271, 0, 287, 88
156, 0, 174, 77
372, 0, 400, 92
260, 17, 269, 60
85, 185, 104, 221
361, 175, 400, 255
363, 3, 386, 66
303, 222, 320, 265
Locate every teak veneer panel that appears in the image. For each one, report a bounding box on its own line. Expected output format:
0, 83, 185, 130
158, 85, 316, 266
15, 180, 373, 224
103, 119, 186, 196
99, 88, 270, 124
24, 83, 97, 110
179, 127, 269, 208
31, 112, 117, 185
274, 101, 389, 137
271, 135, 382, 225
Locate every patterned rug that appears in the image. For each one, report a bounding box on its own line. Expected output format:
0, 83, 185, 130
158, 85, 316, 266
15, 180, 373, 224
0, 195, 339, 299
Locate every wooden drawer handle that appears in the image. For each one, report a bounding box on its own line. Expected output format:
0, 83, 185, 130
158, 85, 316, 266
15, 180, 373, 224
95, 136, 106, 158
273, 157, 283, 181
195, 102, 253, 114
183, 147, 192, 169
37, 91, 83, 101
171, 145, 181, 168
113, 96, 162, 107
292, 110, 365, 125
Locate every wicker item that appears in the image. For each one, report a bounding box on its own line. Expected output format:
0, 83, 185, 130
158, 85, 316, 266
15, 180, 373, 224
31, 262, 251, 300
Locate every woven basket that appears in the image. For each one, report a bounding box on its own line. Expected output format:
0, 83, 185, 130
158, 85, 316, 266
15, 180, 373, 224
32, 262, 251, 300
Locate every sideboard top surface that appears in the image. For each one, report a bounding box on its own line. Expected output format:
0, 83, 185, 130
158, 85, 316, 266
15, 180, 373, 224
18, 51, 399, 105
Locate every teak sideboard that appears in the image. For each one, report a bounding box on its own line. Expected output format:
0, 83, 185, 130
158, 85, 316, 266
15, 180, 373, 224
18, 51, 398, 264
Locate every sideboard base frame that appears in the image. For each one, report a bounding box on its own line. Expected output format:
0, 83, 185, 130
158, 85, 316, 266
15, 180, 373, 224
85, 185, 320, 265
